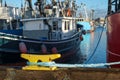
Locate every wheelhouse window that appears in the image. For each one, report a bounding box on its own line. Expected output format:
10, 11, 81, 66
65, 21, 70, 30
39, 23, 41, 29
53, 21, 58, 30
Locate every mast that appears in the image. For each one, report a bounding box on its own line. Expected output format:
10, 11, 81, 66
21, 0, 24, 18
5, 0, 7, 7
27, 0, 32, 10
80, 3, 88, 21
115, 0, 118, 12
23, 0, 33, 18
0, 0, 2, 7
108, 0, 111, 14
25, 0, 33, 11
34, 0, 46, 16
118, 0, 120, 9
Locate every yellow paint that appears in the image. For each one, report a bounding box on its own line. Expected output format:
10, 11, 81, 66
22, 66, 57, 70
21, 53, 61, 70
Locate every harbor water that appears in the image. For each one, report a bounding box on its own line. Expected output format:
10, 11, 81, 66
81, 26, 107, 65
0, 26, 107, 67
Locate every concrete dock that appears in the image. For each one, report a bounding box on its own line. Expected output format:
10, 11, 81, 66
0, 66, 120, 80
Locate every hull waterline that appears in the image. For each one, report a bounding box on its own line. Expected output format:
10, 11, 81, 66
0, 33, 82, 65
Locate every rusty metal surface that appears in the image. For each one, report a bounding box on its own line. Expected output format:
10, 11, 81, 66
0, 66, 120, 80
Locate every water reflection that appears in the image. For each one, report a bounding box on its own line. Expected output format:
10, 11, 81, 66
80, 27, 106, 64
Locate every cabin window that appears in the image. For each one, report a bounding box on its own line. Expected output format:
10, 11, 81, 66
68, 22, 70, 30
53, 21, 58, 30
65, 21, 70, 30
0, 20, 7, 30
65, 21, 67, 30
39, 23, 41, 29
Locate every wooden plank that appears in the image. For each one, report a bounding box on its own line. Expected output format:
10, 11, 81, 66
0, 67, 120, 80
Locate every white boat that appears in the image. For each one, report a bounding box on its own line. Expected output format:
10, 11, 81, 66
76, 3, 95, 32
0, 0, 22, 35
0, 0, 84, 64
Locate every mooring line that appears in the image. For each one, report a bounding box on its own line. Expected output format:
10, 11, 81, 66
27, 61, 120, 68
85, 16, 107, 64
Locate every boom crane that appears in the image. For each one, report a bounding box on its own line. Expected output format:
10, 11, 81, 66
26, 0, 33, 10
23, 0, 33, 18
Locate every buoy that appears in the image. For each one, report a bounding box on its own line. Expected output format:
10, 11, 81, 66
51, 47, 58, 53
19, 42, 27, 53
41, 44, 47, 53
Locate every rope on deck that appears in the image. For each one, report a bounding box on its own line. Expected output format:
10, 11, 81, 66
27, 61, 120, 68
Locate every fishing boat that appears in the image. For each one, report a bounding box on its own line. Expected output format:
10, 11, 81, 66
76, 3, 95, 33
0, 0, 84, 64
0, 0, 22, 35
107, 0, 120, 68
77, 20, 95, 33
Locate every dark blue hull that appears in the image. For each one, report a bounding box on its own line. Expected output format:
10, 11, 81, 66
0, 29, 23, 35
0, 32, 82, 65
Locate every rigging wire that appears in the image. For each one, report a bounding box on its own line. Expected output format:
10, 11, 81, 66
84, 16, 107, 64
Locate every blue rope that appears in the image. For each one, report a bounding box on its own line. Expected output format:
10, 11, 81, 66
85, 16, 107, 64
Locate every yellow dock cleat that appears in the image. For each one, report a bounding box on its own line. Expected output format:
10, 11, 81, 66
21, 53, 61, 70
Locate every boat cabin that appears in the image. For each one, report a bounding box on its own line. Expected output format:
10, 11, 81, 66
21, 17, 77, 40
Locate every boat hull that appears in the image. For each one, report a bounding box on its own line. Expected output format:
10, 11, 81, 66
0, 29, 23, 35
107, 12, 120, 68
0, 33, 82, 65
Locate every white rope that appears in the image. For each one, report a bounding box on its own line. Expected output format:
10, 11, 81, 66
27, 61, 120, 68
107, 50, 120, 57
